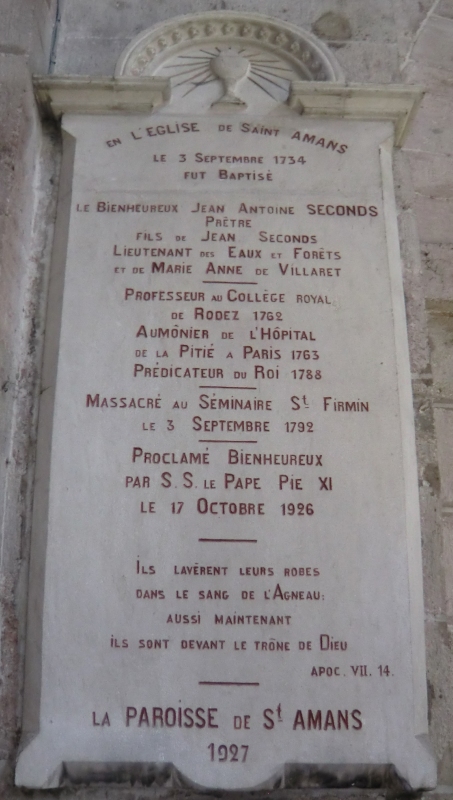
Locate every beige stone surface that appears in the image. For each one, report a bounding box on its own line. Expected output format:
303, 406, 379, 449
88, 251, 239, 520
436, 0, 453, 19
413, 197, 453, 245
407, 151, 453, 199
0, 0, 57, 72
404, 92, 453, 157
397, 208, 431, 373
0, 0, 452, 796
423, 244, 453, 299
418, 0, 453, 754
0, 53, 58, 795
411, 15, 453, 72
53, 0, 402, 78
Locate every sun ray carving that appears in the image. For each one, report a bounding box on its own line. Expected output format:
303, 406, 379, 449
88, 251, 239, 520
161, 46, 295, 104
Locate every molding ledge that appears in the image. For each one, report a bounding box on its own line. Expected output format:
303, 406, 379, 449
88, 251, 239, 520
289, 83, 424, 147
33, 76, 171, 118
33, 76, 423, 146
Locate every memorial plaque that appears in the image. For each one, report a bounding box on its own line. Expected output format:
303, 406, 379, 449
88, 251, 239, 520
17, 13, 435, 791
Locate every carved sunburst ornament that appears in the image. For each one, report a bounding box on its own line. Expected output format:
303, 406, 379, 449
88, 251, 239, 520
161, 44, 296, 108
115, 11, 343, 110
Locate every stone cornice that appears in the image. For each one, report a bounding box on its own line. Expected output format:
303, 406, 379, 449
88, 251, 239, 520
33, 76, 423, 147
289, 82, 424, 147
33, 76, 171, 118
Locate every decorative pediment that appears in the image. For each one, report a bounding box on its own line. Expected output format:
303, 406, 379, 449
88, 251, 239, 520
115, 11, 344, 111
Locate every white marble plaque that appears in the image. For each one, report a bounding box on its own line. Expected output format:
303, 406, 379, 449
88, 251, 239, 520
17, 16, 434, 791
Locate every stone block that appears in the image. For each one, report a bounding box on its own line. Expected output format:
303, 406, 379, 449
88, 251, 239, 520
53, 0, 399, 75
435, 0, 453, 20
196, 0, 312, 26
52, 34, 132, 76
37, 0, 57, 72
403, 59, 453, 91
393, 148, 417, 211
414, 374, 444, 623
425, 619, 453, 782
330, 41, 401, 83
399, 0, 438, 38
57, 0, 295, 48
0, 0, 55, 72
53, 8, 401, 80
419, 482, 443, 617
411, 15, 453, 72
437, 509, 453, 616
394, 0, 437, 63
427, 313, 453, 396
414, 196, 453, 244
398, 209, 431, 373
0, 51, 47, 784
408, 151, 453, 199
405, 92, 453, 157
56, 0, 397, 43
434, 409, 453, 523
423, 243, 453, 300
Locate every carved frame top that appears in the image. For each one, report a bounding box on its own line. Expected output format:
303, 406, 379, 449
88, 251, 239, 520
114, 11, 345, 83
32, 11, 424, 146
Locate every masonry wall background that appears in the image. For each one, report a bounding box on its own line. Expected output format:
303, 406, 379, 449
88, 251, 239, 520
1, 1, 453, 797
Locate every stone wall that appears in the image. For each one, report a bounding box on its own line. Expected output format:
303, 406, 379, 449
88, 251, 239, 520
1, 0, 453, 797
